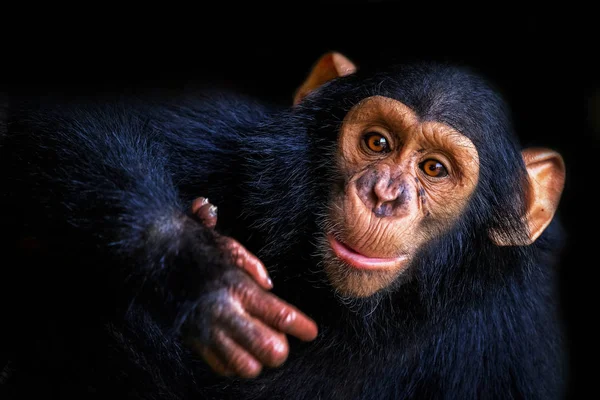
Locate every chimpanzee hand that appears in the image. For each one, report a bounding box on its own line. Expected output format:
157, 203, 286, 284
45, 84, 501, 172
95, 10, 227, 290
182, 197, 318, 378
190, 197, 273, 289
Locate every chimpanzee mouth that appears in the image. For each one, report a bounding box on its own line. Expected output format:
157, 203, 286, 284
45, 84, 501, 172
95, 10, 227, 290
326, 234, 408, 271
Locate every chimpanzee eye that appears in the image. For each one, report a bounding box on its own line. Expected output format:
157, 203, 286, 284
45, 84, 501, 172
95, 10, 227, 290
420, 159, 448, 178
363, 132, 390, 153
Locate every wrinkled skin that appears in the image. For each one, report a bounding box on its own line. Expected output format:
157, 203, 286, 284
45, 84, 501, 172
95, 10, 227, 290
185, 197, 318, 378
322, 96, 480, 297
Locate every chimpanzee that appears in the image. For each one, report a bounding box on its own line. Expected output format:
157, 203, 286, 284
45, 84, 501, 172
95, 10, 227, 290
0, 52, 566, 399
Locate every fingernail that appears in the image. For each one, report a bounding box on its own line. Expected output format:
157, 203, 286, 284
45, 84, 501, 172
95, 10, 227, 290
208, 205, 218, 218
201, 197, 210, 206
266, 277, 273, 288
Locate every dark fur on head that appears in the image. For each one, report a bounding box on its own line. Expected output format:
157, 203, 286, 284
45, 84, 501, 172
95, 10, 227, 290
235, 63, 566, 398
0, 62, 566, 399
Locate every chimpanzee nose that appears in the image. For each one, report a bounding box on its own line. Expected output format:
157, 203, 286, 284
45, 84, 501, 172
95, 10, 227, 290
356, 168, 410, 218
372, 178, 408, 217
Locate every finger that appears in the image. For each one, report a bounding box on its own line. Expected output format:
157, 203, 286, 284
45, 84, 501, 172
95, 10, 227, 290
191, 196, 210, 215
224, 238, 272, 290
211, 329, 263, 379
191, 342, 234, 377
220, 309, 289, 368
240, 288, 318, 342
191, 197, 218, 228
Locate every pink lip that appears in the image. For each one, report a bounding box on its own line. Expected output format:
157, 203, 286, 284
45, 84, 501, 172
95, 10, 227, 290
327, 234, 407, 271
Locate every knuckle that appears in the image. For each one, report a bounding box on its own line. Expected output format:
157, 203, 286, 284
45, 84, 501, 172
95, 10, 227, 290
250, 331, 285, 365
198, 289, 234, 326
264, 336, 289, 366
222, 238, 255, 269
273, 307, 296, 331
222, 237, 239, 254
183, 297, 229, 344
241, 363, 262, 379
229, 277, 256, 303
229, 354, 262, 379
207, 326, 227, 347
228, 241, 242, 256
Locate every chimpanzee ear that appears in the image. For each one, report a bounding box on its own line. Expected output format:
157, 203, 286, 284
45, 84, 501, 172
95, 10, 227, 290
492, 148, 566, 246
521, 148, 566, 243
293, 52, 357, 105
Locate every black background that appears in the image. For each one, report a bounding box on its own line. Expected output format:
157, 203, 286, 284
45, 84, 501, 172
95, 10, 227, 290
7, 6, 596, 399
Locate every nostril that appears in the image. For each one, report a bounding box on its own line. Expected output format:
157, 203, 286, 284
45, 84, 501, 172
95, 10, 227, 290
371, 185, 410, 218
394, 187, 408, 207
373, 203, 393, 218
368, 190, 378, 209
356, 170, 381, 209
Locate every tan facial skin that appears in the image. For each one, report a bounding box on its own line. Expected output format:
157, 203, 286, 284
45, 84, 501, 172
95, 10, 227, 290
296, 53, 563, 299
324, 96, 480, 297
186, 52, 565, 379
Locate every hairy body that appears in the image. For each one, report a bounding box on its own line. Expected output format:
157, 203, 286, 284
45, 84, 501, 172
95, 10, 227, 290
0, 57, 566, 399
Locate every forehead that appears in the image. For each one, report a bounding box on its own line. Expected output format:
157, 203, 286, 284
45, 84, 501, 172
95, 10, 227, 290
328, 63, 511, 147
343, 95, 475, 148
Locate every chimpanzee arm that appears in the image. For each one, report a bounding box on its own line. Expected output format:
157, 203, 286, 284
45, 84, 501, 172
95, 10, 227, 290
2, 99, 317, 378
3, 101, 219, 324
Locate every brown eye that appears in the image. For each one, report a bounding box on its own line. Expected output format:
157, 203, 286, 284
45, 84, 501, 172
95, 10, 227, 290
363, 133, 390, 153
420, 159, 448, 178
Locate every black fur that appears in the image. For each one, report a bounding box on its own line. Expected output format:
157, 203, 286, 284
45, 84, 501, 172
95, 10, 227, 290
0, 62, 565, 399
